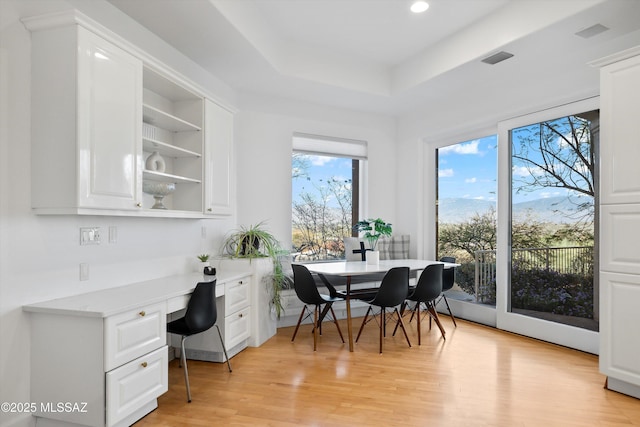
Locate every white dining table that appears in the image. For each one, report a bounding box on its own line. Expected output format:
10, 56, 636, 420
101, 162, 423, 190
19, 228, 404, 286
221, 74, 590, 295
300, 259, 459, 351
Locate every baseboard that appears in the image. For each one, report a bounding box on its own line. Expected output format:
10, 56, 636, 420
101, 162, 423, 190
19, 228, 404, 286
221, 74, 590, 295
606, 376, 640, 399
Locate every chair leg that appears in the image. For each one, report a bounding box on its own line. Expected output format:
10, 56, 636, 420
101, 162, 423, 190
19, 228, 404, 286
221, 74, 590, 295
291, 306, 307, 342
379, 308, 384, 353
426, 303, 447, 339
215, 324, 232, 372
356, 306, 372, 342
313, 305, 320, 351
394, 308, 412, 348
329, 306, 345, 343
392, 301, 408, 336
180, 335, 191, 403
416, 301, 421, 345
442, 295, 457, 327
318, 303, 332, 327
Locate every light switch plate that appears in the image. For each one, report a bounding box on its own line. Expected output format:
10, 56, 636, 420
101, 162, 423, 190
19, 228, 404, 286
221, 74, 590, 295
80, 227, 101, 245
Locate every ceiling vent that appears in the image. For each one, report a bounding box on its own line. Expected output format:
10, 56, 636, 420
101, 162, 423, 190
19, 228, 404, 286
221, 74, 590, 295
575, 23, 609, 39
481, 51, 514, 65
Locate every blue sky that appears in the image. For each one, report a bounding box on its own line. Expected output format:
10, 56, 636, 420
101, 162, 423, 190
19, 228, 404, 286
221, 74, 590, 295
292, 154, 352, 209
438, 134, 578, 205
438, 135, 499, 203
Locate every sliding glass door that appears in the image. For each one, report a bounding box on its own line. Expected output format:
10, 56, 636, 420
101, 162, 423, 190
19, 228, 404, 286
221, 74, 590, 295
497, 98, 599, 353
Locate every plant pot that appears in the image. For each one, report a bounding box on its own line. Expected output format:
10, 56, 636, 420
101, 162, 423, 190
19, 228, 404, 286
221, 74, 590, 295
240, 235, 260, 256
195, 261, 210, 272
367, 250, 380, 264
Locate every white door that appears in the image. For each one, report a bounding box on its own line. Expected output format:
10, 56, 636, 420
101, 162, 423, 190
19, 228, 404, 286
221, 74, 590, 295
203, 99, 234, 215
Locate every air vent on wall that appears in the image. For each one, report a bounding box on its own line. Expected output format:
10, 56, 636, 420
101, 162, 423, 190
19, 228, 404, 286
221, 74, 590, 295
481, 51, 514, 65
575, 23, 609, 39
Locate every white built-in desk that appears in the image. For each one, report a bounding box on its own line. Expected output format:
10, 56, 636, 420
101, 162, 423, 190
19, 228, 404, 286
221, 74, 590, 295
23, 270, 251, 427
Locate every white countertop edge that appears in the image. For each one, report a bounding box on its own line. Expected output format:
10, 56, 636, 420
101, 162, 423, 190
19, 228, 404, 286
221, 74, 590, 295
23, 270, 251, 318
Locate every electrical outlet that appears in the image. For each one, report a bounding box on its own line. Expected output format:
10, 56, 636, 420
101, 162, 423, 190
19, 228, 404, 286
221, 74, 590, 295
109, 226, 117, 244
80, 263, 89, 281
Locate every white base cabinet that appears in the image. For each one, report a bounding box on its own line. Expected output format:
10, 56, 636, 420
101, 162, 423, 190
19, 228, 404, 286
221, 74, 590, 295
24, 272, 251, 426
215, 258, 277, 347
29, 304, 168, 427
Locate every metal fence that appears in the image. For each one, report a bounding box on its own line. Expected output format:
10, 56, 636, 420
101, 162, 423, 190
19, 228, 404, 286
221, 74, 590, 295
474, 246, 594, 303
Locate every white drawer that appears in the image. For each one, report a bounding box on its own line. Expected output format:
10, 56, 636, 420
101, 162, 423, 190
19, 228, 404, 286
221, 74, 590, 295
225, 306, 250, 349
104, 302, 166, 371
225, 277, 250, 313
106, 345, 168, 427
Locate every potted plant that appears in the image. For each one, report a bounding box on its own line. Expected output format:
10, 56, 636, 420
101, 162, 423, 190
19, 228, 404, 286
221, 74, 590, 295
221, 222, 292, 319
197, 253, 210, 265
196, 253, 211, 272
354, 218, 392, 264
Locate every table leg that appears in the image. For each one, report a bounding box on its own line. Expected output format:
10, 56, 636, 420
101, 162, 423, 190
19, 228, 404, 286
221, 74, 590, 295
346, 275, 353, 351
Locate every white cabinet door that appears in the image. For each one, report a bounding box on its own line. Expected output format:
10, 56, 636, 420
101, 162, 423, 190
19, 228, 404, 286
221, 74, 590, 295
225, 278, 250, 314
106, 346, 168, 427
600, 272, 640, 388
204, 99, 234, 215
104, 302, 166, 372
77, 28, 143, 210
600, 53, 640, 205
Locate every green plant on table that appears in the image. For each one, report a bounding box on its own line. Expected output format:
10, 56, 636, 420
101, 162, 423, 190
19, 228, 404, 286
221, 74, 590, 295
354, 218, 392, 251
197, 254, 210, 262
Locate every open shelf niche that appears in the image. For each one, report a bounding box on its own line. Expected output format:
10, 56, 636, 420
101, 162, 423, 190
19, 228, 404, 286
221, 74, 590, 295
142, 67, 204, 213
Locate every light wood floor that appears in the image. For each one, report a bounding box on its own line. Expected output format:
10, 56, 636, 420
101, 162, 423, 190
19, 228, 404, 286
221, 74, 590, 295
134, 315, 640, 426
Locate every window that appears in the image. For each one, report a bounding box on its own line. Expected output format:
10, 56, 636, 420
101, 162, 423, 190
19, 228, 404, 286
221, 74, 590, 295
291, 133, 365, 261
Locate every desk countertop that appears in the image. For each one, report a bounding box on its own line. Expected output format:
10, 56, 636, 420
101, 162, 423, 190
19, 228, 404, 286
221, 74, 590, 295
22, 270, 251, 318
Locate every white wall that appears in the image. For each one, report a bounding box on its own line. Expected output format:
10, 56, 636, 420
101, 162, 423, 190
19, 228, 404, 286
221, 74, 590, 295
234, 92, 397, 252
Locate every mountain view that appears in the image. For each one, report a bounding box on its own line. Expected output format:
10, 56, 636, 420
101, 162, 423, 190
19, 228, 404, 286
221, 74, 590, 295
438, 196, 591, 224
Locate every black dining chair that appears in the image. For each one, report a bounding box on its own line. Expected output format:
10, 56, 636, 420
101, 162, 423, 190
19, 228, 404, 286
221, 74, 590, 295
394, 263, 446, 344
355, 267, 411, 353
291, 264, 345, 351
437, 256, 458, 327
167, 280, 231, 403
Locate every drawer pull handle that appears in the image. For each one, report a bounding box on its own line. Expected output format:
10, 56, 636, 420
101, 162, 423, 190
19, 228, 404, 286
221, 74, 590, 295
139, 311, 146, 317
238, 313, 243, 318
141, 362, 148, 368
136, 203, 142, 208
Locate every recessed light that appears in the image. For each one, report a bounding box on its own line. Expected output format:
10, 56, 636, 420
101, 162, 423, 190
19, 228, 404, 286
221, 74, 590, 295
411, 1, 429, 13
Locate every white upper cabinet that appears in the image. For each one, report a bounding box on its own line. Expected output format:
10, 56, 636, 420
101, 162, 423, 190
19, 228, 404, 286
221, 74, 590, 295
204, 99, 234, 216
26, 11, 234, 218
599, 51, 640, 205
28, 21, 143, 213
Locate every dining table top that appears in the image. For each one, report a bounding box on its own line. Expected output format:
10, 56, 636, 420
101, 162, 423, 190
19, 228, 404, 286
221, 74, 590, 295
298, 258, 459, 277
